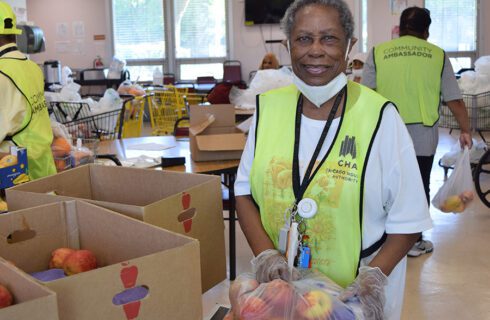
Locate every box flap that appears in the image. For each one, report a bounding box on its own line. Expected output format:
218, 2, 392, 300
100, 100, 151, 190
189, 113, 215, 136
196, 133, 246, 151
190, 104, 236, 128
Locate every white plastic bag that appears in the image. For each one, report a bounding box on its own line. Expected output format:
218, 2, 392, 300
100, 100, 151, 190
432, 147, 476, 213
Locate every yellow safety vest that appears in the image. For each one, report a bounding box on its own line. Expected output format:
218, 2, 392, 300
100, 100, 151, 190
0, 48, 56, 179
250, 82, 389, 287
374, 35, 444, 126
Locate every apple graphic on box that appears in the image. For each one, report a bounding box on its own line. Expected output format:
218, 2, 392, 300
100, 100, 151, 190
120, 264, 139, 289
49, 247, 75, 269
63, 249, 97, 276
0, 284, 13, 309
182, 192, 191, 210
296, 290, 332, 320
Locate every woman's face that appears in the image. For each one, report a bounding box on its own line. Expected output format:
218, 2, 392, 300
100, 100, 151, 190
290, 4, 349, 86
262, 57, 275, 69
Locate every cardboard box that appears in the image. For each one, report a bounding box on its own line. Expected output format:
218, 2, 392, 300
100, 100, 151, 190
0, 258, 59, 320
189, 104, 246, 161
0, 147, 29, 189
0, 201, 202, 320
6, 164, 226, 293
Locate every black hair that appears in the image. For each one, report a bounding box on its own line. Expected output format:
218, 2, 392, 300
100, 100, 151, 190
399, 6, 431, 35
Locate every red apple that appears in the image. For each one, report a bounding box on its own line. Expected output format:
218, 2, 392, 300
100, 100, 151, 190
120, 265, 138, 289
229, 277, 259, 310
238, 295, 271, 320
261, 279, 295, 316
63, 250, 97, 276
49, 247, 75, 269
182, 192, 191, 210
0, 284, 13, 309
296, 290, 332, 320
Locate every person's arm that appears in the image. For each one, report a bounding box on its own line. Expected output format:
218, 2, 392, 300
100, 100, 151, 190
0, 76, 27, 143
367, 233, 420, 276
440, 54, 472, 149
446, 99, 472, 148
360, 48, 376, 89
236, 196, 275, 256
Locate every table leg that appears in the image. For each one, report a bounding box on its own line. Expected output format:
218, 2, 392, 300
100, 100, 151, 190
228, 173, 236, 281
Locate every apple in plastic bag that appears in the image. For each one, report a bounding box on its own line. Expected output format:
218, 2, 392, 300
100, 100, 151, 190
296, 290, 332, 319
239, 295, 270, 320
261, 279, 295, 313
440, 195, 465, 213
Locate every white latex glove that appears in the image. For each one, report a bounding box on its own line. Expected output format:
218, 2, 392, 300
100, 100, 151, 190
338, 266, 388, 320
251, 249, 300, 283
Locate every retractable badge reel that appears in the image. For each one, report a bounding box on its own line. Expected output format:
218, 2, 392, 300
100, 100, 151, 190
297, 198, 317, 219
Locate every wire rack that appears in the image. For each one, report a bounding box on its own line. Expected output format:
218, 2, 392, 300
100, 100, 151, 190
439, 91, 490, 140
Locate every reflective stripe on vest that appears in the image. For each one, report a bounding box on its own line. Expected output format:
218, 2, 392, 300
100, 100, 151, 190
374, 35, 444, 126
250, 82, 389, 287
0, 55, 56, 179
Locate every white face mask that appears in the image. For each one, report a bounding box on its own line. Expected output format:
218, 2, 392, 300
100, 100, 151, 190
289, 38, 351, 108
292, 72, 347, 108
352, 68, 363, 77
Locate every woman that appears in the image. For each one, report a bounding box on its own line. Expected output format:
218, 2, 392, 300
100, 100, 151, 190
259, 52, 280, 70
349, 51, 368, 83
234, 0, 432, 319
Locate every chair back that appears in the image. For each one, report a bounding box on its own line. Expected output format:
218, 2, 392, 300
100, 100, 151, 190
223, 60, 242, 84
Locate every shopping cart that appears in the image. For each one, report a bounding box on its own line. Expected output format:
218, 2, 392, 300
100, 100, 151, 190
439, 92, 490, 140
119, 94, 149, 138
148, 85, 188, 135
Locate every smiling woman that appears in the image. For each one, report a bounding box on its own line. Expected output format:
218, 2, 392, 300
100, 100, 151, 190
234, 1, 434, 320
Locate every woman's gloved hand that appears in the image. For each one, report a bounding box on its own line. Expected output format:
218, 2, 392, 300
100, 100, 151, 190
338, 266, 388, 320
251, 249, 300, 283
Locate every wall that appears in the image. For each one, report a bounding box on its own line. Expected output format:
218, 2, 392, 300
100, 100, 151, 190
24, 0, 490, 81
230, 0, 359, 82
26, 0, 112, 70
4, 0, 27, 23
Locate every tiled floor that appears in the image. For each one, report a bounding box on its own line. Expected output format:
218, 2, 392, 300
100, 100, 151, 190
202, 128, 490, 320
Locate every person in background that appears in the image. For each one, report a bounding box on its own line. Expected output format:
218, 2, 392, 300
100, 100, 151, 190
349, 51, 367, 83
234, 0, 432, 318
362, 6, 472, 257
259, 52, 280, 70
0, 1, 56, 180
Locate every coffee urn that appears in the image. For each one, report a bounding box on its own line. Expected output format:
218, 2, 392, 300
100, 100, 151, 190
43, 60, 61, 90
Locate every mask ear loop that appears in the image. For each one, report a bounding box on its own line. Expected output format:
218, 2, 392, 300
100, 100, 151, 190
344, 38, 351, 61
287, 40, 291, 55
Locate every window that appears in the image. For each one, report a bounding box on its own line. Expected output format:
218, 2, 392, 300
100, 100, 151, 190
425, 0, 478, 70
112, 0, 227, 82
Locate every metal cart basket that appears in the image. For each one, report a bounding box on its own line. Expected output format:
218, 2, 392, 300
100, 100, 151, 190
439, 92, 490, 140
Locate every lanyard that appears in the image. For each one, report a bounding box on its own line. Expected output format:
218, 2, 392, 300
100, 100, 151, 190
292, 86, 346, 201
0, 46, 18, 58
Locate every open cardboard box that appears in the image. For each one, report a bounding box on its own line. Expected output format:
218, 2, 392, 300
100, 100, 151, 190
6, 164, 226, 293
0, 201, 202, 320
0, 258, 59, 320
189, 104, 246, 161
0, 146, 29, 189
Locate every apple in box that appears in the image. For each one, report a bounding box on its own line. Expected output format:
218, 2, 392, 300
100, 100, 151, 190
63, 249, 97, 276
49, 247, 76, 269
0, 284, 13, 309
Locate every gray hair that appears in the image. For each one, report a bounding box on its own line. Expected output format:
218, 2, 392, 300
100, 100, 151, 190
281, 0, 354, 41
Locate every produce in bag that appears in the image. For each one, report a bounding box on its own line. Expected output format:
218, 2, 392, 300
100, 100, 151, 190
432, 147, 476, 213
227, 272, 363, 320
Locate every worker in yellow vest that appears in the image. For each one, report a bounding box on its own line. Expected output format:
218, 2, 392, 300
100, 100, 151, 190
235, 1, 432, 319
0, 1, 56, 180
362, 6, 472, 257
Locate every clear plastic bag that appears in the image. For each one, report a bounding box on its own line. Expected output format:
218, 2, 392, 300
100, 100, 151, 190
432, 147, 476, 213
227, 272, 363, 320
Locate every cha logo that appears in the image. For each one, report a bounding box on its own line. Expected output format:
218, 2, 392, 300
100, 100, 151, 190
338, 135, 357, 170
